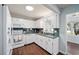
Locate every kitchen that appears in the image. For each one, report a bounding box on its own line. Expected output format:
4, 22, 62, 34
10, 4, 59, 55
0, 4, 79, 55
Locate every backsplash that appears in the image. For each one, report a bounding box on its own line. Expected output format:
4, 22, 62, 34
23, 28, 43, 34
53, 28, 59, 37
43, 28, 59, 37
12, 28, 59, 38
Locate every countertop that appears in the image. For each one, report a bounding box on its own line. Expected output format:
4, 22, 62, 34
23, 32, 59, 39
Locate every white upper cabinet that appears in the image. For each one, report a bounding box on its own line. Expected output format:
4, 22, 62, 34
35, 13, 59, 33
36, 13, 59, 29
12, 12, 59, 28
35, 18, 45, 28
23, 20, 35, 28
12, 18, 24, 28
12, 18, 36, 28
35, 19, 41, 28
50, 13, 59, 28
44, 13, 59, 28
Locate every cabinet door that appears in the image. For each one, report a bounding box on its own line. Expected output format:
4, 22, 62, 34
25, 34, 36, 44
45, 38, 53, 54
41, 37, 46, 49
44, 39, 49, 51
24, 35, 29, 44
34, 35, 38, 43
25, 34, 32, 44
35, 35, 41, 45
36, 35, 45, 49
41, 37, 48, 50
35, 35, 53, 54
35, 20, 40, 28
30, 34, 36, 42
12, 18, 23, 28
39, 36, 53, 54
53, 38, 59, 55
39, 36, 44, 48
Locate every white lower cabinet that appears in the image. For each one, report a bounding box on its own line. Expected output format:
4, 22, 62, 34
53, 38, 59, 55
23, 34, 59, 55
34, 35, 59, 54
39, 37, 45, 48
46, 39, 53, 54
25, 34, 32, 44
38, 35, 59, 55
24, 34, 35, 44
33, 34, 40, 44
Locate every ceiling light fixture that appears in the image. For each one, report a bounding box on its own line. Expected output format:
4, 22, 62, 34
25, 6, 34, 11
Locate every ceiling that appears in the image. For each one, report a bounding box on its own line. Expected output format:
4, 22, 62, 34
8, 4, 71, 20
8, 4, 53, 20
56, 4, 71, 11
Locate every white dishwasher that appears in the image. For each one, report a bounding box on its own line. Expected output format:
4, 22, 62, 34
12, 28, 24, 48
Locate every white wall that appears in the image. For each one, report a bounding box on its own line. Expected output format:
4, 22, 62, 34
59, 5, 79, 54
0, 5, 3, 55
2, 5, 12, 55
6, 5, 12, 55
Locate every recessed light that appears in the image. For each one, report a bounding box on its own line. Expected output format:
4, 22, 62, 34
25, 6, 34, 11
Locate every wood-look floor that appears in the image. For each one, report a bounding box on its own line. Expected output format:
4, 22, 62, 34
12, 43, 50, 55
67, 42, 79, 55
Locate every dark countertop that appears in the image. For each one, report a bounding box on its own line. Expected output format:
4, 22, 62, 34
23, 32, 59, 39
37, 33, 58, 39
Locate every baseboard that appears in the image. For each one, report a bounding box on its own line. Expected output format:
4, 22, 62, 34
57, 52, 64, 55
67, 52, 72, 55
12, 44, 24, 49
59, 50, 68, 55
